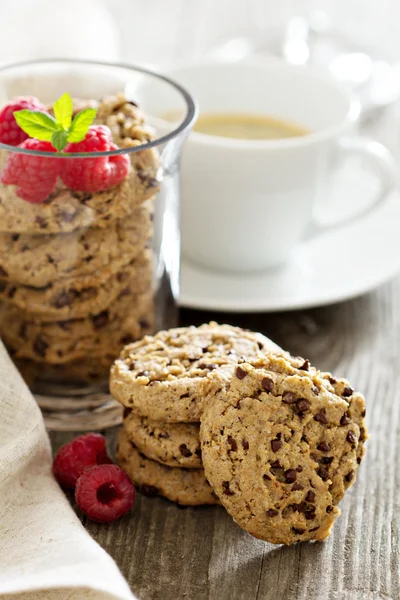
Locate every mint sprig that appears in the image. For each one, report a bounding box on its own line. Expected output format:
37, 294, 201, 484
14, 92, 97, 152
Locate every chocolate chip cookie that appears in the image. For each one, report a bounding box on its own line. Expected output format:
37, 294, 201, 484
200, 354, 367, 545
0, 199, 153, 287
117, 428, 218, 506
123, 409, 201, 469
1, 290, 154, 364
0, 249, 152, 321
110, 322, 279, 422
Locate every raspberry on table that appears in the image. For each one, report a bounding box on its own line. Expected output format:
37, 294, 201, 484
52, 432, 112, 489
0, 96, 46, 146
61, 125, 130, 192
75, 464, 135, 523
0, 138, 60, 203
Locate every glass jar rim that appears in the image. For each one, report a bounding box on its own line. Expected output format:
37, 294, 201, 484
0, 58, 197, 158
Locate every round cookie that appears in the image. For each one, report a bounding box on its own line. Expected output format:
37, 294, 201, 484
0, 249, 153, 321
0, 199, 153, 287
110, 322, 280, 422
1, 290, 154, 364
123, 409, 201, 468
0, 165, 157, 234
200, 353, 367, 545
117, 428, 218, 506
16, 355, 113, 386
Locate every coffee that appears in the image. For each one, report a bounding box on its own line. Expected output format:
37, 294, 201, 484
193, 112, 309, 140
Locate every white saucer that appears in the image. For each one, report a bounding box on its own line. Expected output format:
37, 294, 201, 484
180, 165, 400, 312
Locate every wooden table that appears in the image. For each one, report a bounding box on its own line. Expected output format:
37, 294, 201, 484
50, 109, 400, 600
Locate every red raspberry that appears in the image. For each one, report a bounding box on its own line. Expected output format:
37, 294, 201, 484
52, 433, 112, 489
0, 96, 46, 146
75, 464, 135, 523
1, 139, 59, 203
61, 125, 130, 192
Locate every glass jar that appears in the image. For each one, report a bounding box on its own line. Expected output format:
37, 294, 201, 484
0, 60, 196, 431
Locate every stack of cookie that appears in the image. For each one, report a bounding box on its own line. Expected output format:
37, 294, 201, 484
111, 322, 368, 545
0, 94, 159, 386
112, 322, 280, 506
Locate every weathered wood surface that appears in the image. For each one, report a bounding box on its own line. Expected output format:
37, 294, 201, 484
50, 107, 400, 600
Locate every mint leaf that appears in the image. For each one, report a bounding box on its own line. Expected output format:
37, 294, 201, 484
51, 130, 69, 152
53, 92, 73, 130
14, 110, 57, 141
67, 108, 97, 143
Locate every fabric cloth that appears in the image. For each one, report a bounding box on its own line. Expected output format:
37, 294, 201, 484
0, 341, 135, 600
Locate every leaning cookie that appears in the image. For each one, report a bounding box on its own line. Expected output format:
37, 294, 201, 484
110, 322, 279, 422
0, 199, 153, 287
0, 249, 153, 322
123, 409, 201, 469
200, 353, 367, 545
117, 429, 218, 506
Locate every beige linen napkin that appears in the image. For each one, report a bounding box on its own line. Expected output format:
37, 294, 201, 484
0, 341, 135, 600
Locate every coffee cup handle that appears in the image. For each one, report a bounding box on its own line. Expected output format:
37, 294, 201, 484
306, 137, 397, 240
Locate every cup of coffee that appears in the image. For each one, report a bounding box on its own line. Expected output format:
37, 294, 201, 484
163, 60, 396, 273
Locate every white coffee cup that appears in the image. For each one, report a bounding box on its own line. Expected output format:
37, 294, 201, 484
165, 60, 396, 273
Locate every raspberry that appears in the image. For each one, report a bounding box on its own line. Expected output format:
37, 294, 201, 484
0, 96, 46, 146
61, 125, 130, 192
52, 433, 111, 489
75, 464, 135, 523
0, 139, 59, 203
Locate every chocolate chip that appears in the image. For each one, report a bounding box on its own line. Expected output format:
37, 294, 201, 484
271, 439, 282, 452
357, 457, 362, 464
92, 310, 109, 329
0, 266, 7, 278
236, 366, 247, 380
317, 441, 330, 452
199, 363, 218, 370
285, 469, 297, 483
326, 505, 333, 513
227, 436, 237, 451
340, 413, 351, 426
137, 370, 149, 377
317, 467, 329, 481
180, 392, 190, 399
7, 286, 16, 298
123, 407, 131, 419
257, 341, 264, 350
51, 289, 78, 308
312, 386, 319, 395
140, 484, 159, 497
305, 491, 316, 502
262, 377, 273, 392
321, 456, 334, 465
292, 482, 304, 491
347, 430, 357, 445
297, 399, 310, 413
345, 470, 354, 483
11, 234, 19, 241
299, 359, 310, 371
222, 481, 234, 496
314, 410, 328, 424
263, 474, 271, 481
342, 386, 353, 397
296, 466, 303, 472
0, 280, 6, 293
267, 509, 278, 517
304, 507, 316, 520
158, 431, 170, 439
242, 439, 249, 451
120, 334, 135, 345
292, 527, 305, 535
35, 216, 47, 228
282, 391, 296, 404
179, 444, 192, 457
139, 318, 150, 329
33, 336, 48, 358
329, 377, 337, 384
360, 427, 366, 442
271, 460, 282, 469
361, 408, 366, 418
